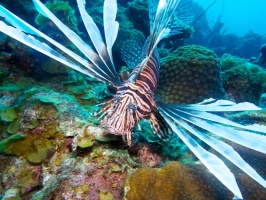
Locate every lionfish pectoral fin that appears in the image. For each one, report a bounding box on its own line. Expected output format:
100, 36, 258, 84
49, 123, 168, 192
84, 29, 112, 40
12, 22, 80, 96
33, 0, 120, 87
95, 98, 115, 120
123, 131, 133, 147
157, 100, 266, 199
0, 0, 121, 87
149, 109, 174, 140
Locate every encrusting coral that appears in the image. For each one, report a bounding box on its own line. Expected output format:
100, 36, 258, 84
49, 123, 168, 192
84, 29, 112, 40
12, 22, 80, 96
124, 161, 233, 200
125, 157, 266, 200
156, 45, 225, 104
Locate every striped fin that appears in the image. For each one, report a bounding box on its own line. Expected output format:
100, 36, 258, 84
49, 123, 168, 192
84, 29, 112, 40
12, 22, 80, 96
32, 0, 120, 86
159, 101, 266, 153
175, 119, 266, 190
0, 5, 116, 85
157, 100, 266, 198
171, 99, 265, 133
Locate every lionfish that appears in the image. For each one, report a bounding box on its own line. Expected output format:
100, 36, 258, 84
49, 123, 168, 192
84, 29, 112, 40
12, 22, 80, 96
0, 0, 266, 198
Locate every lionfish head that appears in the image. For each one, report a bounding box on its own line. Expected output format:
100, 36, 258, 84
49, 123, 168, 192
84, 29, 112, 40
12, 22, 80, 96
100, 93, 140, 145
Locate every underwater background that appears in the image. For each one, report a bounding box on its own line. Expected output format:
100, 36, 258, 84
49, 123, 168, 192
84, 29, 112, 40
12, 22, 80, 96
0, 0, 266, 199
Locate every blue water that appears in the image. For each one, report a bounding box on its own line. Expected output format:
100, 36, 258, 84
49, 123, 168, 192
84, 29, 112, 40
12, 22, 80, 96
193, 0, 266, 36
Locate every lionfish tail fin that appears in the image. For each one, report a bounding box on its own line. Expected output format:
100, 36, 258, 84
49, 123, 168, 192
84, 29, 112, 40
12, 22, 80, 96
157, 99, 266, 199
0, 0, 120, 87
147, 0, 181, 56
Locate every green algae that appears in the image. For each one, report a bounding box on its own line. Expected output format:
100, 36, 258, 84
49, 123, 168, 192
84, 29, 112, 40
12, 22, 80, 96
0, 133, 25, 152
27, 148, 49, 164
77, 133, 94, 148
7, 118, 20, 134
0, 107, 17, 122
16, 77, 32, 89
41, 59, 70, 74
0, 83, 21, 92
35, 0, 79, 32
28, 119, 40, 129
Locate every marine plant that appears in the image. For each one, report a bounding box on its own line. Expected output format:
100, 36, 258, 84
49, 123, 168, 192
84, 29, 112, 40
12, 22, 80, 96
0, 0, 266, 199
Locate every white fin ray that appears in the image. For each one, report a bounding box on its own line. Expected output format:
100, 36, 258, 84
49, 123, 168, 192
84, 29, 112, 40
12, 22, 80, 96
0, 21, 95, 78
104, 0, 119, 65
148, 0, 160, 34
77, 0, 119, 82
164, 110, 266, 189
160, 108, 243, 199
32, 0, 120, 86
148, 0, 181, 56
169, 105, 266, 134
0, 5, 114, 85
160, 104, 266, 154
130, 0, 180, 83
176, 99, 261, 112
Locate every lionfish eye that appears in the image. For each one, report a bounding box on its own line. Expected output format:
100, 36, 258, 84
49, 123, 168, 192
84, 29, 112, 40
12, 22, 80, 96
127, 103, 137, 111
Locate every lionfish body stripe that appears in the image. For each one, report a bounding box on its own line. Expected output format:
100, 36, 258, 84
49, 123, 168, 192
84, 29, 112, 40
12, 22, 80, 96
1, 0, 266, 198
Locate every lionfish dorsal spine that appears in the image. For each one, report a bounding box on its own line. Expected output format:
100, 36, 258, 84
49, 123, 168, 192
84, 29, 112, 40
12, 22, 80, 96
0, 6, 102, 81
33, 0, 120, 87
129, 0, 181, 83
77, 0, 120, 84
0, 0, 121, 87
103, 0, 119, 64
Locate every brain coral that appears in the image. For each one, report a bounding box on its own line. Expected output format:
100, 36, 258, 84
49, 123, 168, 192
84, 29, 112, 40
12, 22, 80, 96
220, 54, 266, 104
156, 45, 225, 104
124, 161, 233, 200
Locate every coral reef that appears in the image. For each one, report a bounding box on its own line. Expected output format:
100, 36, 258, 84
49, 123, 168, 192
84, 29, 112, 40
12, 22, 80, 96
221, 54, 266, 104
0, 86, 134, 199
256, 44, 266, 69
156, 45, 225, 104
0, 59, 146, 199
